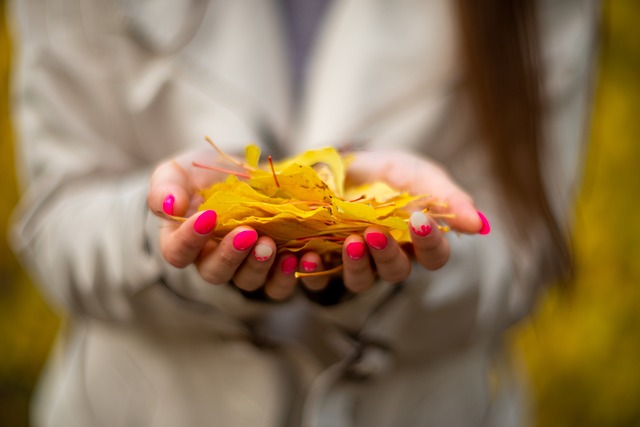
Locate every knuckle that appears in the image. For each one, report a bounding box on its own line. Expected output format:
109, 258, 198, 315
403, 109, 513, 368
414, 234, 443, 251
373, 252, 397, 266
198, 266, 229, 285
302, 277, 329, 292
370, 241, 404, 266
345, 277, 374, 293
345, 260, 372, 276
165, 257, 186, 269
161, 244, 189, 268
424, 253, 449, 270
164, 253, 188, 269
244, 259, 271, 275
232, 277, 263, 292
176, 231, 203, 253
379, 267, 410, 284
265, 281, 295, 301
218, 248, 245, 268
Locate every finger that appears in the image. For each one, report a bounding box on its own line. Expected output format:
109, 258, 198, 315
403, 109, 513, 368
264, 254, 298, 301
347, 152, 487, 234
364, 228, 411, 284
299, 252, 330, 292
435, 192, 486, 235
148, 160, 194, 217
342, 235, 376, 293
195, 227, 258, 285
160, 210, 218, 268
409, 211, 450, 270
410, 169, 482, 234
231, 236, 276, 291
415, 172, 491, 235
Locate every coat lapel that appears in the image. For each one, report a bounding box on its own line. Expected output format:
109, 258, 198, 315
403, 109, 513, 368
297, 0, 461, 152
120, 0, 294, 155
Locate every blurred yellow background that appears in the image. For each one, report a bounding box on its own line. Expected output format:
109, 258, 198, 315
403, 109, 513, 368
511, 1, 640, 425
1, 1, 639, 426
0, 5, 61, 427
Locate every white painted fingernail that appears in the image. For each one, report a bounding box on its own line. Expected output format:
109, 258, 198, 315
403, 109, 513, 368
410, 211, 432, 237
253, 243, 273, 262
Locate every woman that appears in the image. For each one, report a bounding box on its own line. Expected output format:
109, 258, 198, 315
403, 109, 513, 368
10, 0, 599, 426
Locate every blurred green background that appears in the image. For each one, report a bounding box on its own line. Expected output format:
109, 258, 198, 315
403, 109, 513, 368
1, 1, 639, 426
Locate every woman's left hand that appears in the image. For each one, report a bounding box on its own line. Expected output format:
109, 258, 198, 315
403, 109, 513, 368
299, 150, 489, 294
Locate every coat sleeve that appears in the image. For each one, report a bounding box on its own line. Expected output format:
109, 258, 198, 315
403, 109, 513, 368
8, 0, 265, 324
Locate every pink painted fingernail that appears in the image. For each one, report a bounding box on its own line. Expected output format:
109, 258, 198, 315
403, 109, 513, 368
477, 210, 491, 235
253, 243, 273, 262
233, 230, 258, 251
365, 232, 388, 250
281, 256, 297, 275
193, 210, 217, 234
162, 194, 175, 215
301, 261, 317, 272
410, 211, 432, 237
346, 241, 365, 260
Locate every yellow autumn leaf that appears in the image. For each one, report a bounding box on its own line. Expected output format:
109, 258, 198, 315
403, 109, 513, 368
343, 181, 403, 203
245, 144, 261, 168
272, 146, 347, 196
250, 163, 334, 201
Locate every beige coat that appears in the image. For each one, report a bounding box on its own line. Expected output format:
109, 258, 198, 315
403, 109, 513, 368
10, 0, 599, 426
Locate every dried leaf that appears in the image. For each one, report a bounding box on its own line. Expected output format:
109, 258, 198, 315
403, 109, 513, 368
194, 139, 449, 272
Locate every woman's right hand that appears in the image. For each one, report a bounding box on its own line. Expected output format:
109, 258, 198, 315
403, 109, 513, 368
147, 148, 299, 300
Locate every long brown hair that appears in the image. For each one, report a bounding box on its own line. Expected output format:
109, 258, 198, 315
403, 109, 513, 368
456, 0, 571, 282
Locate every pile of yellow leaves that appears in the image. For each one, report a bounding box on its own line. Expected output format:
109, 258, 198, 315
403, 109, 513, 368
198, 140, 447, 264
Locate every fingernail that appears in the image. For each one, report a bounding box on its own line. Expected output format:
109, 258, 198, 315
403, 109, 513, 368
346, 241, 365, 260
253, 243, 273, 262
301, 261, 317, 272
233, 230, 258, 251
477, 210, 491, 235
281, 256, 297, 275
410, 211, 432, 237
365, 232, 388, 250
162, 194, 175, 215
193, 210, 217, 234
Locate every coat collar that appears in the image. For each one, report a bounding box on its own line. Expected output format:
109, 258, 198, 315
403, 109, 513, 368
119, 0, 460, 155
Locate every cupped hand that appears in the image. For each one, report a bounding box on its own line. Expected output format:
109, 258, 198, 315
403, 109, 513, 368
298, 149, 490, 294
147, 149, 299, 301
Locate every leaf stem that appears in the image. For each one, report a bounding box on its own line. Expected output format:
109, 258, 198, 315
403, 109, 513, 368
295, 264, 344, 278
268, 156, 280, 188
204, 136, 255, 171
192, 162, 252, 179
